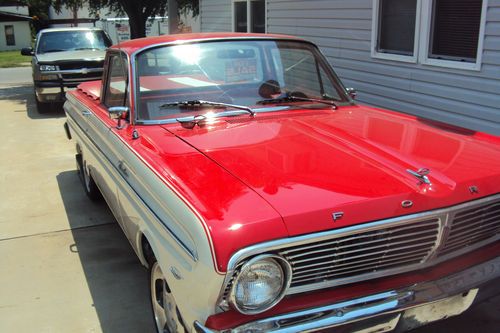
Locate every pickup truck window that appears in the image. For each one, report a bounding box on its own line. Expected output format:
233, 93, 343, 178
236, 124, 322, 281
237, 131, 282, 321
37, 30, 111, 54
104, 53, 129, 108
134, 40, 348, 122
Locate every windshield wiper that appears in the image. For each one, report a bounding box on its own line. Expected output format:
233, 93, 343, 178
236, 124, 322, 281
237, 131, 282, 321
257, 93, 337, 109
160, 100, 255, 129
160, 100, 255, 116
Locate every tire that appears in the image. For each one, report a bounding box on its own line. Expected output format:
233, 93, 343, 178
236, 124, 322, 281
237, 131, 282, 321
36, 98, 50, 114
150, 260, 186, 333
76, 154, 101, 201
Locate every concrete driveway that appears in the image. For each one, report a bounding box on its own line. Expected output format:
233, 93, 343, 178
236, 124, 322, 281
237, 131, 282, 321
0, 77, 498, 332
0, 80, 155, 332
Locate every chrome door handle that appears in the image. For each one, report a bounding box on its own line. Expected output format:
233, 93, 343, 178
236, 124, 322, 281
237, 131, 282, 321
118, 161, 128, 176
82, 110, 92, 116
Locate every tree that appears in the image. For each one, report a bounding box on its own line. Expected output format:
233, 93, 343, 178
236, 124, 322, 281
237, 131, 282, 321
17, 0, 200, 39
59, 0, 198, 39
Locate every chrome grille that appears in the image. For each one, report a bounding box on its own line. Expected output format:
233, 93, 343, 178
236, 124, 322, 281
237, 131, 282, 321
281, 218, 440, 288
438, 201, 500, 256
58, 61, 103, 70
219, 194, 500, 306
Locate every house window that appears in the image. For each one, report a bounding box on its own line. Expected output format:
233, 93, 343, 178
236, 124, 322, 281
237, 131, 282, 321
429, 0, 482, 62
377, 0, 417, 56
371, 0, 487, 70
233, 0, 266, 33
5, 25, 15, 46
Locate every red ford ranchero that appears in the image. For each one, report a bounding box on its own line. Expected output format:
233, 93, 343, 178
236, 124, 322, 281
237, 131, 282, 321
63, 33, 500, 333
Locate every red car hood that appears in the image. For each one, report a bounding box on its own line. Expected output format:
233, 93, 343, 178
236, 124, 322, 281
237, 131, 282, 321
163, 105, 500, 236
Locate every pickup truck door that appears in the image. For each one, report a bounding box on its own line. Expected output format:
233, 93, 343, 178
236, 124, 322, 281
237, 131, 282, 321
98, 51, 140, 244
83, 51, 130, 221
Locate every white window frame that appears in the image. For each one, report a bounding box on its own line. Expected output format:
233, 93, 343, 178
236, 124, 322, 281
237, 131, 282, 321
231, 0, 267, 33
371, 0, 488, 71
419, 0, 488, 71
371, 0, 422, 63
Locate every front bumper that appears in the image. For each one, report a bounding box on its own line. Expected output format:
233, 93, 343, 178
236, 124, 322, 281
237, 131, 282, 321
195, 255, 500, 332
34, 82, 77, 103
34, 67, 102, 103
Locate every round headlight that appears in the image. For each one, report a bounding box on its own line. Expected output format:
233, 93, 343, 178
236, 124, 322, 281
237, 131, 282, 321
229, 254, 291, 314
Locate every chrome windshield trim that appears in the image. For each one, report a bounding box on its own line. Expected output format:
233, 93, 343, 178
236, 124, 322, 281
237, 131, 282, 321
131, 37, 351, 125
217, 193, 500, 307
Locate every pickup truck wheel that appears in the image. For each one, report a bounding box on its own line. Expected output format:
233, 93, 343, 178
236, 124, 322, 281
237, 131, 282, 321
150, 261, 185, 333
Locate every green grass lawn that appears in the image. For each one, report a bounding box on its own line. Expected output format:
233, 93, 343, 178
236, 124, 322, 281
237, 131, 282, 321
0, 50, 31, 68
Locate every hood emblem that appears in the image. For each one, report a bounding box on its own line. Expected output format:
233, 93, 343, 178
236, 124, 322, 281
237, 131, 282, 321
469, 185, 479, 194
332, 212, 344, 222
401, 200, 413, 208
406, 168, 431, 185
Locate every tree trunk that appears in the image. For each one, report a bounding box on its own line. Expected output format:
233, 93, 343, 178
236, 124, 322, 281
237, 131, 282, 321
126, 10, 147, 39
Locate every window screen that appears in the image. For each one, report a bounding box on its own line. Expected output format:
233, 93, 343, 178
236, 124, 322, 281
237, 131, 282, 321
251, 0, 265, 33
5, 25, 15, 46
377, 0, 417, 55
234, 2, 247, 32
429, 0, 482, 62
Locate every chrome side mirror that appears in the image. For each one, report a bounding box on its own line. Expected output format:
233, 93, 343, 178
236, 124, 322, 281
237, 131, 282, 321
346, 87, 357, 100
108, 106, 129, 129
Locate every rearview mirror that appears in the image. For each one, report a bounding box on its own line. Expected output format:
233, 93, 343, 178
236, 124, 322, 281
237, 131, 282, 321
21, 47, 34, 56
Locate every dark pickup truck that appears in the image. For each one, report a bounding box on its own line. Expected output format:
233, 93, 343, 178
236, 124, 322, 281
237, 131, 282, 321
21, 27, 112, 113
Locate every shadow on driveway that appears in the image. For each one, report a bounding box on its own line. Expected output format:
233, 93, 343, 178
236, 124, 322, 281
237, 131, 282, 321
56, 170, 155, 333
0, 84, 65, 120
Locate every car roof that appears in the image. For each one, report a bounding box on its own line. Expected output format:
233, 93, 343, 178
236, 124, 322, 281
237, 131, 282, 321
39, 27, 104, 33
111, 32, 306, 55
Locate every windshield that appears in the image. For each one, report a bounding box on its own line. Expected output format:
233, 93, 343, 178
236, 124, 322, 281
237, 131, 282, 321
135, 40, 349, 122
37, 30, 111, 54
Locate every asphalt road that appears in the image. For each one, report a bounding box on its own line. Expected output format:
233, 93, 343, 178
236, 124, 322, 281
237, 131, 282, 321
0, 66, 32, 86
0, 74, 498, 332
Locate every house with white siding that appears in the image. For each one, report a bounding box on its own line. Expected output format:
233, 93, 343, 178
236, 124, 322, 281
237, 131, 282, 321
197, 0, 500, 135
0, 3, 31, 51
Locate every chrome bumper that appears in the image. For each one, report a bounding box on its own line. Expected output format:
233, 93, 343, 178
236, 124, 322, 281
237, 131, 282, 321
194, 256, 500, 333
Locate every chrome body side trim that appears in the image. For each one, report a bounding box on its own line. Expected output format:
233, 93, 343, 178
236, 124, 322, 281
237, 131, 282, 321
196, 255, 500, 333
65, 93, 198, 261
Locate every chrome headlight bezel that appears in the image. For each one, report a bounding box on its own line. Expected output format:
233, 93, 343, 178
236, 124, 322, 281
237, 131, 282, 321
228, 254, 292, 315
39, 64, 58, 71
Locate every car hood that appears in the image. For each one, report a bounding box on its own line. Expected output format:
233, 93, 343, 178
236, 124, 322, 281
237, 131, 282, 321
164, 105, 500, 237
36, 49, 106, 63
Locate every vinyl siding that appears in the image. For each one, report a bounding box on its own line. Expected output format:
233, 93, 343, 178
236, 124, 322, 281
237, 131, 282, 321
200, 0, 232, 32
200, 0, 500, 135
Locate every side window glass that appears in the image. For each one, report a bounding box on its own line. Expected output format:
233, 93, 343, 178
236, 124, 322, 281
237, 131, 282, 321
319, 65, 340, 100
104, 54, 128, 107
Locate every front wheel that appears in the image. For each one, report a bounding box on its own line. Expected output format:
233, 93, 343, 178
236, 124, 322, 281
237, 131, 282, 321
150, 261, 185, 333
